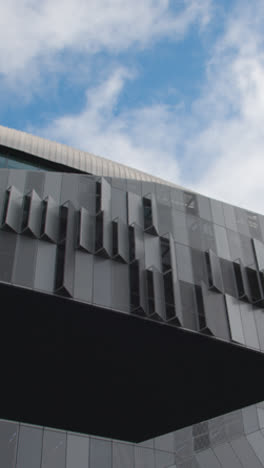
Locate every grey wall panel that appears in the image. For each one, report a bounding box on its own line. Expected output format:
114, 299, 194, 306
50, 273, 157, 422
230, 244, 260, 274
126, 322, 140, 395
247, 431, 264, 465
134, 446, 155, 468
157, 203, 172, 235
74, 251, 93, 303
170, 187, 185, 212
186, 215, 202, 250
0, 420, 18, 468
197, 195, 212, 222
196, 448, 222, 468
225, 295, 245, 345
240, 303, 260, 350
41, 429, 66, 468
211, 199, 225, 226
144, 235, 161, 271
0, 231, 17, 282
0, 170, 9, 219
214, 225, 231, 260
34, 242, 57, 293
8, 169, 26, 193
213, 443, 243, 468
127, 192, 144, 227
93, 257, 112, 308
171, 210, 188, 246
42, 197, 60, 243
111, 187, 127, 222
111, 262, 130, 313
77, 208, 94, 253
227, 229, 243, 261
12, 236, 38, 288
16, 424, 43, 468
111, 176, 127, 191
24, 171, 45, 197
155, 183, 171, 206
175, 243, 194, 284
3, 186, 23, 232
128, 179, 143, 195
223, 203, 238, 231
25, 190, 42, 237
43, 172, 62, 202
243, 405, 260, 434
90, 438, 112, 468
112, 441, 134, 468
66, 434, 89, 468
60, 174, 78, 206
235, 208, 250, 236
77, 176, 96, 213
155, 450, 175, 467
254, 308, 264, 351
100, 177, 111, 213
201, 283, 230, 340
154, 432, 175, 452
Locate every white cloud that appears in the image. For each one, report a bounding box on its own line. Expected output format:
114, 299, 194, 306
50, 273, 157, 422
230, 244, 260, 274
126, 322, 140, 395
28, 0, 264, 216
37, 67, 182, 183
0, 0, 211, 77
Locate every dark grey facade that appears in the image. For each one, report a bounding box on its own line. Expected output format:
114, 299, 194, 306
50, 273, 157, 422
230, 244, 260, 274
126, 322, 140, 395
1, 126, 264, 466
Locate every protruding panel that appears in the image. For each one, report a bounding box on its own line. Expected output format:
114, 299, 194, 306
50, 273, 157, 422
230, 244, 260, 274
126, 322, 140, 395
96, 177, 111, 213
144, 235, 161, 271
146, 268, 165, 321
225, 295, 245, 345
21, 189, 42, 237
112, 218, 129, 263
1, 186, 23, 232
205, 249, 224, 293
94, 211, 112, 257
127, 192, 144, 227
143, 193, 158, 235
40, 196, 60, 243
77, 208, 95, 253
163, 270, 181, 325
233, 259, 251, 301
54, 201, 75, 297
93, 256, 112, 308
129, 259, 147, 315
201, 282, 230, 340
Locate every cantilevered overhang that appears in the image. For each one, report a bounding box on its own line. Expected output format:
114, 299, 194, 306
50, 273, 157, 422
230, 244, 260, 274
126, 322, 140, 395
1, 282, 264, 442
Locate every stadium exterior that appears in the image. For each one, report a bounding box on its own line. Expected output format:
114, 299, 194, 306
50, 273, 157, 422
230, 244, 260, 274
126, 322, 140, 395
1, 124, 264, 466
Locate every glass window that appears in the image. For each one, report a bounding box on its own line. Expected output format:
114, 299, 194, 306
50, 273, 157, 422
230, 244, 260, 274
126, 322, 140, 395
0, 155, 7, 168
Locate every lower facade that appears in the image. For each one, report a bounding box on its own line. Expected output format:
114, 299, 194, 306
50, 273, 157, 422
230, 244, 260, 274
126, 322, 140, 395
3, 403, 264, 468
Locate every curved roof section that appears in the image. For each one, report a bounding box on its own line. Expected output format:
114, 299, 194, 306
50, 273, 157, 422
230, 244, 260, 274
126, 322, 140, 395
0, 124, 184, 189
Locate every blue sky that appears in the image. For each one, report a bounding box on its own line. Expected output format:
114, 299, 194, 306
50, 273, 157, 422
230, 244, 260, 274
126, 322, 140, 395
1, 0, 264, 213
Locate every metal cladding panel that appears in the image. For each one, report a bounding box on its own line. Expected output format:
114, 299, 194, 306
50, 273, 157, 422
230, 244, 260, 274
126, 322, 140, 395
2, 186, 23, 232
34, 241, 57, 292
25, 189, 42, 237
12, 236, 38, 288
127, 192, 144, 227
41, 196, 60, 243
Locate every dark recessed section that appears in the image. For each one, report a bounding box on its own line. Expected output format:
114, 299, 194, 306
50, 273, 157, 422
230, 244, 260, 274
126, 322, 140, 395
1, 282, 264, 443
0, 144, 85, 173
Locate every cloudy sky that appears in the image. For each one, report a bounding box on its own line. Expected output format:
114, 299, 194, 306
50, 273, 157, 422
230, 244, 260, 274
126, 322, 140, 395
1, 0, 264, 213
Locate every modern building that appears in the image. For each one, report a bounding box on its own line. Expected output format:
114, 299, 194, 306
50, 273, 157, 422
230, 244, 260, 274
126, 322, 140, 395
1, 124, 264, 467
